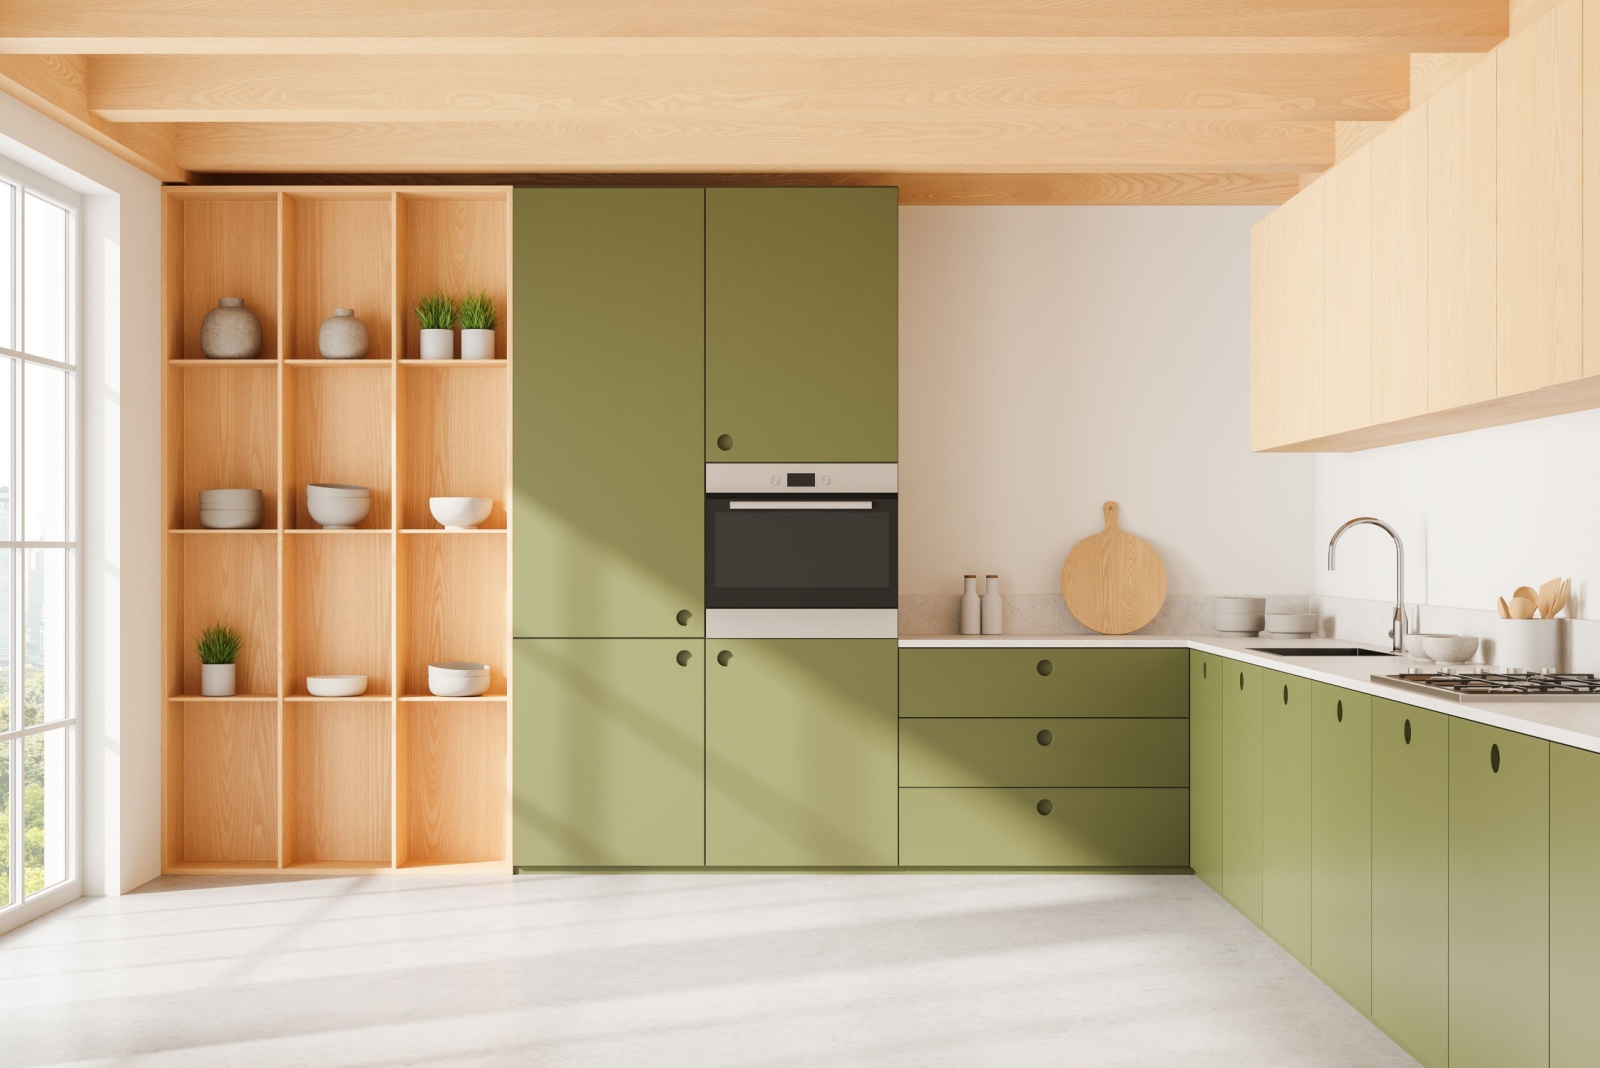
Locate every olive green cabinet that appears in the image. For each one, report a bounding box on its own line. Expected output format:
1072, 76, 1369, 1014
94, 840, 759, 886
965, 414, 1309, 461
706, 639, 898, 866
1449, 719, 1550, 1068
899, 718, 1188, 788
1550, 743, 1600, 1068
1190, 651, 1224, 893
900, 648, 1189, 718
705, 187, 897, 462
512, 639, 705, 867
900, 788, 1188, 868
1261, 670, 1312, 965
1371, 699, 1449, 1068
512, 188, 706, 638
1310, 684, 1372, 1013
1222, 660, 1264, 925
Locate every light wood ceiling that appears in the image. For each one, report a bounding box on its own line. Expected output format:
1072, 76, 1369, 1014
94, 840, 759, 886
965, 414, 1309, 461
0, 1, 1518, 203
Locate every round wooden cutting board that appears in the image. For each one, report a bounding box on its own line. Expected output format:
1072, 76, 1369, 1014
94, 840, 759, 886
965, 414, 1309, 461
1060, 501, 1167, 634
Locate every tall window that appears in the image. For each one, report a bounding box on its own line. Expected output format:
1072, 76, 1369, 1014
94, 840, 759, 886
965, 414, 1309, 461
0, 161, 77, 912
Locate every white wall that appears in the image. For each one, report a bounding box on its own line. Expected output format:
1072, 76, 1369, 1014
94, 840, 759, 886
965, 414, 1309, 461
899, 205, 1314, 598
1315, 405, 1600, 620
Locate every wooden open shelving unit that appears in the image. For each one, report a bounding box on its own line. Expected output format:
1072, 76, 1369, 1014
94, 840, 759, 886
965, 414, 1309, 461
160, 186, 513, 874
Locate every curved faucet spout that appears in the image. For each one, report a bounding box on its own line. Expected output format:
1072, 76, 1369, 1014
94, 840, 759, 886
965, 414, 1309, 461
1327, 517, 1407, 653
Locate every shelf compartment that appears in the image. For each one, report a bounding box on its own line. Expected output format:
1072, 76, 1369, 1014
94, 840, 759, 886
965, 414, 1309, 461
283, 362, 393, 530
284, 193, 395, 361
166, 362, 278, 531
397, 532, 506, 698
397, 702, 507, 866
397, 362, 507, 529
166, 193, 280, 361
283, 702, 392, 867
163, 700, 278, 869
169, 532, 278, 698
284, 532, 393, 696
398, 192, 509, 361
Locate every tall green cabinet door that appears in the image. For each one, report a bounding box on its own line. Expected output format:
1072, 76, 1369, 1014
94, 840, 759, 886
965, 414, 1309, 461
1310, 684, 1372, 1013
1221, 660, 1264, 924
512, 188, 706, 638
1449, 719, 1549, 1068
1261, 670, 1312, 965
705, 187, 898, 462
706, 639, 898, 866
513, 639, 705, 867
1189, 651, 1224, 893
1550, 743, 1600, 1068
1371, 699, 1449, 1068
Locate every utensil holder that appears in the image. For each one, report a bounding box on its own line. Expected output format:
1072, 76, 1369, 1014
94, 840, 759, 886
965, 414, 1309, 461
1494, 618, 1559, 672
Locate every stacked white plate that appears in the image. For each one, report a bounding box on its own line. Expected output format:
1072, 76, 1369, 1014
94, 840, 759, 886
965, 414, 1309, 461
306, 483, 371, 529
1214, 596, 1266, 636
1264, 612, 1320, 639
428, 661, 491, 698
199, 488, 263, 529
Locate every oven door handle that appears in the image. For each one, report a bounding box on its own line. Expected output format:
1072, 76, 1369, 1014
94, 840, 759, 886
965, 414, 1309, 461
726, 500, 875, 510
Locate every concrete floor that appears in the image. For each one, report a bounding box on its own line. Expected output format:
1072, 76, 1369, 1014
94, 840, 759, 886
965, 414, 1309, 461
2, 873, 1416, 1067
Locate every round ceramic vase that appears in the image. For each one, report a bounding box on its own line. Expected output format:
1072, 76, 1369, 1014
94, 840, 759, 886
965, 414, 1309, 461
200, 297, 262, 359
319, 308, 369, 359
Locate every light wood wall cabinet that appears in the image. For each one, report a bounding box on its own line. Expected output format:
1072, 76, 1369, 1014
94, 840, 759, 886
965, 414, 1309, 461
1252, 0, 1600, 452
160, 186, 513, 874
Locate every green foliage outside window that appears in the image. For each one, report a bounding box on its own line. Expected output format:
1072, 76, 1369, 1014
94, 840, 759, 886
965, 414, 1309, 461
0, 667, 53, 905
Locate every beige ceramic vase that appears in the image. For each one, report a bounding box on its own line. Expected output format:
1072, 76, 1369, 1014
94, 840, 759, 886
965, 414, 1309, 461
200, 297, 262, 359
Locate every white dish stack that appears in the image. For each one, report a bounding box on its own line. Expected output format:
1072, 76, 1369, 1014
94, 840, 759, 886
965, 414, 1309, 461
199, 488, 263, 530
306, 483, 372, 529
1264, 612, 1320, 639
1214, 596, 1266, 636
428, 661, 491, 698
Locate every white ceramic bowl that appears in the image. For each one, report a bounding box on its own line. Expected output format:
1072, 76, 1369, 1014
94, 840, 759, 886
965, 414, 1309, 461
306, 494, 371, 529
200, 506, 263, 530
429, 496, 493, 530
307, 482, 371, 497
1266, 612, 1319, 633
428, 661, 491, 698
306, 674, 368, 698
1421, 633, 1479, 664
1214, 596, 1267, 613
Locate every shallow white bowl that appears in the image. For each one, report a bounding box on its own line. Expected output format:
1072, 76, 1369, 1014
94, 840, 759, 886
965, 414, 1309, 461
307, 494, 371, 529
1422, 633, 1479, 664
429, 496, 493, 530
1266, 612, 1319, 633
306, 674, 368, 698
307, 482, 371, 498
199, 506, 262, 530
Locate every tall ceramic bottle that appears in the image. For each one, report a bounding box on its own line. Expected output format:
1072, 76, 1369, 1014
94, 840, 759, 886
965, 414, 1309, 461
981, 575, 1003, 635
960, 575, 981, 635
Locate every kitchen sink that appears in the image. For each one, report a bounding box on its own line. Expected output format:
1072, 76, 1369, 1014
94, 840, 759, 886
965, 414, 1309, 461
1252, 647, 1397, 658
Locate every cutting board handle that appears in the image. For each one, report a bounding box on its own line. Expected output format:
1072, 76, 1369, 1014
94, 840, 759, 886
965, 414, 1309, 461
1102, 501, 1119, 531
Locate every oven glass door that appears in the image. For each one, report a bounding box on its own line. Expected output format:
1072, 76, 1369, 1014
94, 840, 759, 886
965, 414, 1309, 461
705, 495, 897, 609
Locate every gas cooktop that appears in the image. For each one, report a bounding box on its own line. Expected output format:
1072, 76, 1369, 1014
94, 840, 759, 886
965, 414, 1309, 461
1376, 671, 1600, 702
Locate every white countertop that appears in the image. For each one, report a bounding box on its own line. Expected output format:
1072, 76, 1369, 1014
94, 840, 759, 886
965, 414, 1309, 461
899, 634, 1600, 754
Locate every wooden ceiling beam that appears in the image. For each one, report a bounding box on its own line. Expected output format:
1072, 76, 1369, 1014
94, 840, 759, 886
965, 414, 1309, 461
88, 53, 1407, 124
0, 54, 184, 181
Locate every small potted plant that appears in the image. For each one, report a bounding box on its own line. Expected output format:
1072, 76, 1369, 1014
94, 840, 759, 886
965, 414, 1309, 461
197, 623, 244, 697
414, 290, 457, 360
458, 291, 497, 360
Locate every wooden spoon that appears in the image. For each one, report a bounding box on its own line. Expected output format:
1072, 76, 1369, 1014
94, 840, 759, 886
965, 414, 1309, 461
1513, 585, 1539, 606
1510, 596, 1537, 620
1497, 596, 1511, 619
1551, 578, 1570, 618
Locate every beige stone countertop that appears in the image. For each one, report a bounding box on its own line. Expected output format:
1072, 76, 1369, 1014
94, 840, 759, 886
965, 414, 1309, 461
899, 634, 1600, 754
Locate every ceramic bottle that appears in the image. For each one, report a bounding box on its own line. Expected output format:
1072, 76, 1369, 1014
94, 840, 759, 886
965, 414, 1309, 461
318, 308, 369, 359
960, 575, 981, 635
981, 575, 1003, 635
200, 297, 262, 359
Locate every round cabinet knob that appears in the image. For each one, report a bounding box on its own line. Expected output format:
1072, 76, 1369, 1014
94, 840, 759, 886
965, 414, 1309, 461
1037, 659, 1053, 677
717, 434, 734, 452
676, 650, 694, 667
1404, 719, 1412, 745
676, 609, 693, 627
1490, 743, 1501, 773
717, 649, 734, 667
1336, 700, 1344, 723
1036, 799, 1053, 816
1036, 729, 1053, 747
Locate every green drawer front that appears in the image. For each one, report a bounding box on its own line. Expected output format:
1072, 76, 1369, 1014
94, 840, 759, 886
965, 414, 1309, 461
899, 718, 1189, 787
900, 788, 1189, 867
899, 648, 1189, 718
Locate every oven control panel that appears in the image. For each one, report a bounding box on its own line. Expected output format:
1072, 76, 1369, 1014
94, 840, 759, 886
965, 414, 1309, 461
707, 463, 897, 494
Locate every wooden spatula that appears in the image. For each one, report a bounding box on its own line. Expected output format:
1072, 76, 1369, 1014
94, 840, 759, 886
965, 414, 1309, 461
1497, 596, 1511, 619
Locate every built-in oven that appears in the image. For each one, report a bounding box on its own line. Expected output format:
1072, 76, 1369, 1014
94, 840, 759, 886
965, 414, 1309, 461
705, 463, 897, 638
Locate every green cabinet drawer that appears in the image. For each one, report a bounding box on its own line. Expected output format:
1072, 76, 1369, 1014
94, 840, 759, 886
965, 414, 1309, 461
1311, 684, 1372, 1013
1261, 669, 1312, 966
1550, 743, 1600, 1068
706, 639, 898, 867
705, 187, 897, 462
512, 639, 705, 867
1190, 651, 1225, 893
1221, 659, 1264, 925
512, 188, 706, 638
1449, 719, 1550, 1068
1371, 699, 1449, 1068
899, 648, 1189, 718
899, 718, 1188, 788
900, 788, 1188, 867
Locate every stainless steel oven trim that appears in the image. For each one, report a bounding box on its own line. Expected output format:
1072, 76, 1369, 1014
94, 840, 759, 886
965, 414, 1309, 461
706, 463, 898, 494
727, 500, 874, 510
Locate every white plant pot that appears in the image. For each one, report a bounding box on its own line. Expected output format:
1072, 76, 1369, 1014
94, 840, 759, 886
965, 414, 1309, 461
460, 328, 495, 361
420, 328, 454, 360
1495, 618, 1560, 673
201, 663, 236, 698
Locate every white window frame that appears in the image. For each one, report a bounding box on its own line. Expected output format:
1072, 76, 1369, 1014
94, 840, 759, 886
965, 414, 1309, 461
0, 152, 82, 920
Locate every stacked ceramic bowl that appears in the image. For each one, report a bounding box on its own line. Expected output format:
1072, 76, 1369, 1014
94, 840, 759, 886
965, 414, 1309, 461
1214, 596, 1266, 636
199, 488, 263, 530
1264, 612, 1320, 639
428, 661, 491, 698
306, 483, 371, 529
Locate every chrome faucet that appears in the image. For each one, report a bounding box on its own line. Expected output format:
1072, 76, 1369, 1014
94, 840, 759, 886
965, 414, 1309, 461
1327, 517, 1408, 654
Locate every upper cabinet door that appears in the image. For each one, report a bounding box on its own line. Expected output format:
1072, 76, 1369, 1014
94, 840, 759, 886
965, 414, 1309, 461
1322, 147, 1373, 437
706, 187, 898, 462
1370, 104, 1430, 425
512, 188, 706, 638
